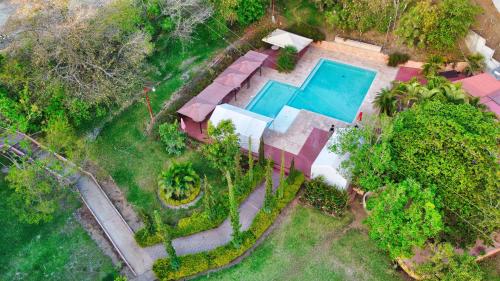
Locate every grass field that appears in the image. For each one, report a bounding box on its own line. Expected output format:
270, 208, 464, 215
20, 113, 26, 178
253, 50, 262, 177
88, 26, 231, 223
0, 176, 117, 281
195, 205, 407, 281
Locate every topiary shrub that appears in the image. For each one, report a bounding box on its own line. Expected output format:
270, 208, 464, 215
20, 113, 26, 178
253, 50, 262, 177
387, 52, 410, 67
301, 177, 348, 216
276, 46, 298, 73
158, 120, 187, 156
158, 162, 200, 204
285, 24, 326, 42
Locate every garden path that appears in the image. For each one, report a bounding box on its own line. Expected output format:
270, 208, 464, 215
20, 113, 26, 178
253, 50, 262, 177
145, 172, 280, 259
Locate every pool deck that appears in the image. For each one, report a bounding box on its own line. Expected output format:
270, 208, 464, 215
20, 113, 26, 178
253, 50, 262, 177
229, 43, 398, 155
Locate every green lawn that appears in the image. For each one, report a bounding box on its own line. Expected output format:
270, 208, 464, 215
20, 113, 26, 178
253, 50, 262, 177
88, 27, 232, 223
276, 0, 325, 28
195, 205, 406, 281
0, 176, 117, 281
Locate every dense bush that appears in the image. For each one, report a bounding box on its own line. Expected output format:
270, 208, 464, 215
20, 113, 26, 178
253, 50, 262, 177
387, 52, 410, 67
158, 162, 200, 202
396, 0, 480, 51
158, 120, 187, 156
301, 177, 348, 216
276, 46, 298, 73
285, 24, 326, 42
236, 0, 267, 26
152, 173, 305, 280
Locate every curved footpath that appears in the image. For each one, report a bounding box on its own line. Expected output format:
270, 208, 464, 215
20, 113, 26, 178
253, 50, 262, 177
1, 132, 281, 280
78, 169, 280, 280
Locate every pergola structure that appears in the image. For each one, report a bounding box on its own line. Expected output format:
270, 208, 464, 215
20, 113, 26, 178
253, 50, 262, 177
177, 50, 269, 140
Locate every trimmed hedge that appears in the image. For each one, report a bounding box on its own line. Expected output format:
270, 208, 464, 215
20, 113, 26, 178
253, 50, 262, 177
153, 172, 305, 280
159, 184, 201, 207
301, 176, 348, 216
136, 166, 266, 246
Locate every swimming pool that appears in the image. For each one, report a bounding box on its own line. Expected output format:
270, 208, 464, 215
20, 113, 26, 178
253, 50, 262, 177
246, 59, 376, 123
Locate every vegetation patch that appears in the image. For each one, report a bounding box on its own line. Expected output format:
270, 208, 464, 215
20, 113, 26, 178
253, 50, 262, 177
277, 46, 298, 73
301, 177, 349, 216
387, 52, 410, 67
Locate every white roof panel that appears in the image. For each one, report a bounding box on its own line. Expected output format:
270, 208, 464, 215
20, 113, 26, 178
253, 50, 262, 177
262, 29, 313, 52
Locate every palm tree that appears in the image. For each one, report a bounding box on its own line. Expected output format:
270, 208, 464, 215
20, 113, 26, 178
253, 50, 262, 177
464, 53, 485, 76
440, 84, 467, 104
158, 162, 200, 200
422, 55, 445, 77
468, 96, 487, 110
373, 88, 397, 116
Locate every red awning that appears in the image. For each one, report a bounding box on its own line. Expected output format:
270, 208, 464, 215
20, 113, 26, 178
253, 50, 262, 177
214, 68, 249, 88
228, 57, 262, 74
177, 97, 216, 123
457, 73, 500, 117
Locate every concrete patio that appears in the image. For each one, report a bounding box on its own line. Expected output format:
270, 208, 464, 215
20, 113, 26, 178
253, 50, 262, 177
229, 43, 398, 155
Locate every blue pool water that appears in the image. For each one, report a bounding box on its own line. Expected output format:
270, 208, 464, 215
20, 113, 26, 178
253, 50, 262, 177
246, 59, 376, 123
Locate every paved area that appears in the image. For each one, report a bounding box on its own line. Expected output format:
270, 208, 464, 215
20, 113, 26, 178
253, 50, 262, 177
76, 175, 155, 275
229, 44, 398, 154
146, 173, 280, 259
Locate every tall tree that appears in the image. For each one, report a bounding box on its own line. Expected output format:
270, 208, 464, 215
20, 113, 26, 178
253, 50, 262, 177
225, 170, 241, 247
263, 160, 274, 213
277, 150, 285, 199
247, 137, 254, 181
202, 175, 214, 218
204, 120, 240, 174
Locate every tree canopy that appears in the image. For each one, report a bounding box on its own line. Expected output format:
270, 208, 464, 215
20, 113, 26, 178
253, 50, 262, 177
203, 119, 240, 174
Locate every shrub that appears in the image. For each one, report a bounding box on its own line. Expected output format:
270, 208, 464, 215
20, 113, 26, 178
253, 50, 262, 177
276, 46, 298, 73
158, 120, 186, 156
387, 52, 410, 67
236, 0, 267, 26
158, 162, 200, 202
152, 173, 305, 280
285, 24, 325, 42
302, 177, 349, 216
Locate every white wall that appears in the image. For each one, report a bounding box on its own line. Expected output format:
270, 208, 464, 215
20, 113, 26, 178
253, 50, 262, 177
465, 31, 500, 71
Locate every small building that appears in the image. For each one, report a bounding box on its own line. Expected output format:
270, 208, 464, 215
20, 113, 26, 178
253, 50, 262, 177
261, 29, 313, 69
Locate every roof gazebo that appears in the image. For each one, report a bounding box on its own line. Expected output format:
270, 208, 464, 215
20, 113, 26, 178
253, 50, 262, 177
261, 29, 313, 69
177, 50, 269, 141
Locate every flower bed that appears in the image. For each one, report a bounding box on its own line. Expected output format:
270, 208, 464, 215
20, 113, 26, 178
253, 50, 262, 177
153, 172, 305, 280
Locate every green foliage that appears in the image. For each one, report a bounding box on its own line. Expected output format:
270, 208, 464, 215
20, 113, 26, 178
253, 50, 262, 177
422, 55, 445, 77
204, 120, 240, 173
335, 97, 500, 246
373, 88, 398, 116
0, 91, 29, 132
464, 53, 486, 76
263, 160, 275, 213
396, 0, 480, 51
365, 179, 443, 259
226, 171, 242, 247
276, 46, 298, 73
158, 120, 187, 156
324, 0, 394, 34
387, 52, 410, 67
258, 137, 265, 164
154, 210, 180, 271
277, 151, 285, 200
417, 243, 484, 281
153, 173, 305, 280
285, 23, 326, 42
302, 177, 348, 216
43, 116, 84, 162
114, 275, 128, 281
158, 162, 200, 201
247, 137, 254, 180
5, 160, 64, 224
234, 151, 242, 182
236, 0, 267, 26
202, 175, 215, 219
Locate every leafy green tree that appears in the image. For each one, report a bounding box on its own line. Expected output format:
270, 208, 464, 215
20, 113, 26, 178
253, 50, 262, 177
5, 160, 64, 224
202, 175, 215, 218
225, 170, 242, 247
210, 0, 238, 24
417, 243, 484, 281
153, 210, 180, 271
43, 116, 84, 162
335, 99, 499, 245
158, 120, 187, 156
158, 162, 200, 200
236, 0, 266, 26
396, 0, 479, 51
277, 150, 285, 200
247, 137, 254, 180
234, 151, 242, 182
373, 88, 397, 116
365, 179, 443, 259
422, 55, 445, 77
258, 136, 265, 165
263, 160, 275, 213
464, 53, 485, 76
204, 120, 240, 174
